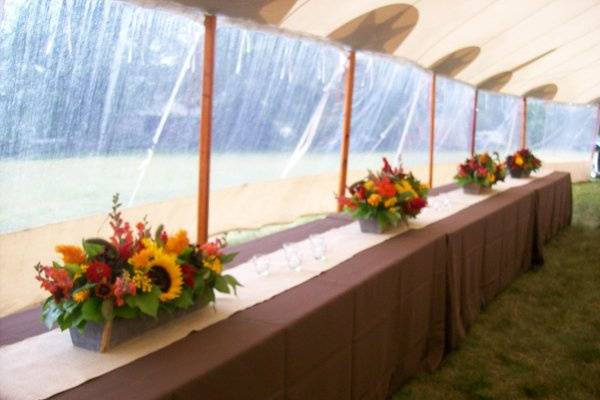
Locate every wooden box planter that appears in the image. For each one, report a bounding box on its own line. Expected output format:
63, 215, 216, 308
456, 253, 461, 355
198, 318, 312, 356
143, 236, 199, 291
69, 302, 203, 352
359, 218, 408, 234
509, 168, 532, 179
462, 183, 493, 195
359, 218, 389, 234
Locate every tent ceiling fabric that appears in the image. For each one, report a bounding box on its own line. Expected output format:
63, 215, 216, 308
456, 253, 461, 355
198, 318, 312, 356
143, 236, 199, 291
129, 0, 600, 104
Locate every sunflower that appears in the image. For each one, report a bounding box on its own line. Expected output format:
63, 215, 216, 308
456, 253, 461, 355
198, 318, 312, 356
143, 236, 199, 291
145, 251, 183, 302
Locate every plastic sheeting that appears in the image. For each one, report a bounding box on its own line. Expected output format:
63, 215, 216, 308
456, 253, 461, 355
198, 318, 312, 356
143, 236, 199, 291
0, 0, 203, 234
208, 21, 346, 234
526, 98, 597, 162
431, 76, 475, 185
348, 52, 431, 179
475, 90, 521, 156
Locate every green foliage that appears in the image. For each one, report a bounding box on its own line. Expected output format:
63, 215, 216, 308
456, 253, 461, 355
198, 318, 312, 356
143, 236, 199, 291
125, 287, 161, 318
82, 240, 104, 258
81, 297, 103, 323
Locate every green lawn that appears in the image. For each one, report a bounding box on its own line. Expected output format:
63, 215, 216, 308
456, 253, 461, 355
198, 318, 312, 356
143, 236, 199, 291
395, 181, 600, 400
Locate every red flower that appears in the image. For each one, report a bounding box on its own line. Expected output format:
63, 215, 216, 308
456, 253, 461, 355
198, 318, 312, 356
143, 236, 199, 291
113, 275, 136, 306
86, 261, 112, 283
357, 186, 366, 200
95, 282, 113, 299
36, 266, 73, 302
201, 241, 222, 258
381, 157, 404, 177
181, 264, 197, 287
477, 167, 488, 177
376, 177, 396, 197
403, 197, 427, 215
160, 230, 168, 243
111, 222, 135, 259
338, 196, 356, 210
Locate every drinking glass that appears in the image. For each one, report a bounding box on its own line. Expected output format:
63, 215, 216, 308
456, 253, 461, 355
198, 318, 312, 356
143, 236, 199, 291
283, 243, 302, 271
252, 254, 271, 276
309, 234, 327, 261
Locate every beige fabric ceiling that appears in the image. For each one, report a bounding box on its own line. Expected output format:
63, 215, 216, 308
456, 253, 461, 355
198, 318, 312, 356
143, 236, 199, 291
133, 0, 600, 104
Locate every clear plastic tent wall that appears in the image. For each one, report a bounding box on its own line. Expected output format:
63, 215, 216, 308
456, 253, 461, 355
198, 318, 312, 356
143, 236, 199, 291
475, 90, 521, 156
526, 98, 597, 162
349, 52, 431, 182
434, 76, 475, 184
0, 0, 204, 235
208, 21, 346, 235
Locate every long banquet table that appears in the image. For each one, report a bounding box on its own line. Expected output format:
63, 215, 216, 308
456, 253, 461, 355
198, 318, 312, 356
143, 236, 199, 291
0, 172, 572, 400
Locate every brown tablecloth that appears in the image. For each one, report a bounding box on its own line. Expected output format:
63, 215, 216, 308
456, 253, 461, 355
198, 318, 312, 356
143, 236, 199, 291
0, 172, 572, 400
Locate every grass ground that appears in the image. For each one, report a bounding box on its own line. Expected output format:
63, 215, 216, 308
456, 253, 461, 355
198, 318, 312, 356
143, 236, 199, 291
395, 181, 600, 400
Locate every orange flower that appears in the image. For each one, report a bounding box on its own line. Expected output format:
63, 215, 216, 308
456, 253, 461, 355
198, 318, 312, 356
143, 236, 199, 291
514, 155, 524, 166
375, 177, 396, 197
478, 153, 490, 164
55, 245, 86, 264
367, 194, 381, 207
165, 230, 190, 255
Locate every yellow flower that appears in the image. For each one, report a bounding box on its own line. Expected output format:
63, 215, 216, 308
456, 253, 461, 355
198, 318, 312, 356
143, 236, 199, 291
395, 180, 417, 197
487, 173, 496, 183
364, 180, 375, 191
165, 230, 189, 255
145, 251, 183, 302
384, 197, 397, 208
367, 193, 381, 207
514, 155, 524, 166
203, 256, 223, 274
132, 269, 153, 292
129, 248, 154, 270
55, 245, 86, 264
73, 289, 90, 303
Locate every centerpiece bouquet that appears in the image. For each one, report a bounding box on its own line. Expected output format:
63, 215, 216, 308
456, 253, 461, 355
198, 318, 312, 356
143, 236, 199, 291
454, 152, 507, 194
35, 194, 240, 352
338, 158, 428, 233
505, 148, 542, 178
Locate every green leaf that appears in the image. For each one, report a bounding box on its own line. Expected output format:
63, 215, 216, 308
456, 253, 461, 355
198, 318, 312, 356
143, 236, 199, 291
62, 299, 79, 314
82, 240, 104, 258
63, 263, 81, 276
214, 275, 230, 294
114, 305, 139, 319
220, 252, 238, 264
101, 299, 114, 321
81, 297, 103, 323
41, 301, 63, 329
177, 247, 194, 265
172, 287, 194, 309
223, 275, 242, 295
52, 261, 63, 269
127, 287, 160, 317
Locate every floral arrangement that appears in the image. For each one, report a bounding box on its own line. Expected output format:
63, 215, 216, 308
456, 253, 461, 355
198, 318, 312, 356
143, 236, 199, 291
505, 148, 542, 177
35, 194, 240, 331
454, 152, 507, 188
338, 158, 428, 230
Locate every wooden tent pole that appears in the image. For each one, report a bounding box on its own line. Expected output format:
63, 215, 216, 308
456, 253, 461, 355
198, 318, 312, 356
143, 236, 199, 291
520, 97, 527, 149
337, 49, 356, 211
470, 89, 478, 155
197, 15, 216, 244
428, 72, 437, 188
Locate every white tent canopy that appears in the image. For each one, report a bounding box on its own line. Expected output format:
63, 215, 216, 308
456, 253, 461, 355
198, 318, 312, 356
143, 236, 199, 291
129, 0, 600, 103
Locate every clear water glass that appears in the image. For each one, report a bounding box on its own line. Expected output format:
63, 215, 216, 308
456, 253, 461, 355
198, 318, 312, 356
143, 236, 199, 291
309, 234, 327, 261
252, 254, 271, 276
283, 243, 302, 271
